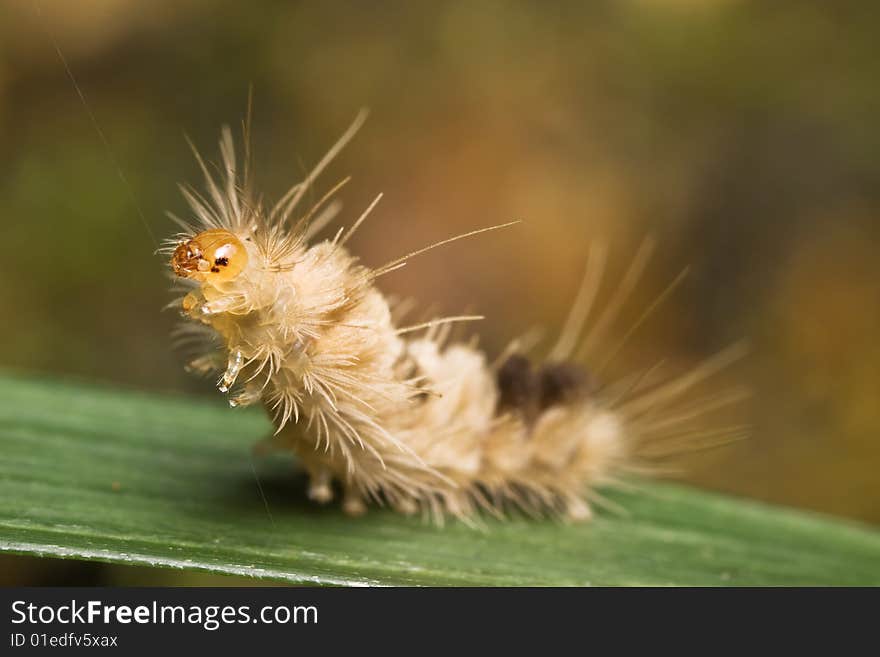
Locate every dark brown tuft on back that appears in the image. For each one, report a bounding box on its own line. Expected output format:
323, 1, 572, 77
496, 355, 592, 424
497, 354, 539, 414
539, 362, 591, 409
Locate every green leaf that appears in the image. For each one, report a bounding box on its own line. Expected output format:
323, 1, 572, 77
0, 373, 877, 586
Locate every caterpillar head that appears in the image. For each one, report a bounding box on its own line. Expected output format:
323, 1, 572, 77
171, 229, 249, 283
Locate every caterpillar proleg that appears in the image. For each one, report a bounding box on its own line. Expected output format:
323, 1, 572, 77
164, 112, 745, 523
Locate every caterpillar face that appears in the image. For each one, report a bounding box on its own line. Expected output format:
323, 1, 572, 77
171, 229, 248, 283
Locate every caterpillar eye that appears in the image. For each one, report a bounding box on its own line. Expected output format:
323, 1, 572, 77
171, 229, 247, 283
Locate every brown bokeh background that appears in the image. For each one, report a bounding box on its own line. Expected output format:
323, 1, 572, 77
1, 0, 878, 583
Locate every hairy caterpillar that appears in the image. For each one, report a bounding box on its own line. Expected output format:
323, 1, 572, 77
164, 112, 745, 523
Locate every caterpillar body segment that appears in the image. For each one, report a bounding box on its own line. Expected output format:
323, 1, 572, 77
165, 115, 743, 523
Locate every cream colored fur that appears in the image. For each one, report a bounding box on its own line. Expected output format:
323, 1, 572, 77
165, 117, 744, 523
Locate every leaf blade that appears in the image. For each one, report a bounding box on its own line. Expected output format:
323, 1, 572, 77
1, 374, 878, 586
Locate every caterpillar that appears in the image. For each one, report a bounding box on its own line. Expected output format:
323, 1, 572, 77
164, 111, 745, 524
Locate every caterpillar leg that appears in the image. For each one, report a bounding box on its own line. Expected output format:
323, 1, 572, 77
306, 466, 334, 504
562, 496, 593, 522
394, 497, 419, 516
342, 486, 367, 517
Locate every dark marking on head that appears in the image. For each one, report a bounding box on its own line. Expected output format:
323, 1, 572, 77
210, 266, 220, 273
215, 256, 229, 267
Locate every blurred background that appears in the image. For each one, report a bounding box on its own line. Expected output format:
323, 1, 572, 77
1, 0, 878, 584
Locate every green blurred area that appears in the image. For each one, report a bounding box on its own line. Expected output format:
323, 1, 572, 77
1, 0, 878, 584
